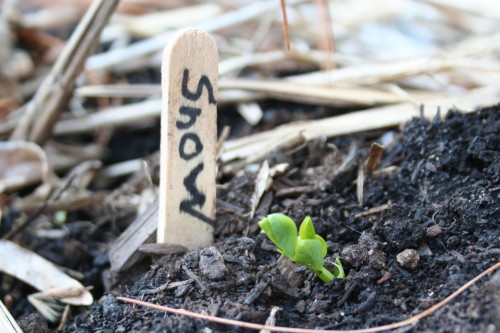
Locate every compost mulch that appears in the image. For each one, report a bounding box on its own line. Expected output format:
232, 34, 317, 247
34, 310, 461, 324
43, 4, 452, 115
51, 105, 499, 333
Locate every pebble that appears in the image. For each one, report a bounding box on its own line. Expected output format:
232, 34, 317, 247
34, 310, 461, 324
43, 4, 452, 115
446, 235, 460, 248
396, 249, 420, 269
199, 246, 227, 281
426, 224, 443, 237
295, 300, 306, 313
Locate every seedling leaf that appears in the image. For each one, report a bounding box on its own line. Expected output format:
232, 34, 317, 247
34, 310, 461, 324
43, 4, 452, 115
258, 213, 297, 258
333, 257, 346, 279
258, 214, 345, 283
315, 234, 328, 257
298, 216, 315, 239
294, 238, 324, 271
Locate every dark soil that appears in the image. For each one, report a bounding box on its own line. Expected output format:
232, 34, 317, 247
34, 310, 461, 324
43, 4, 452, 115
36, 106, 500, 332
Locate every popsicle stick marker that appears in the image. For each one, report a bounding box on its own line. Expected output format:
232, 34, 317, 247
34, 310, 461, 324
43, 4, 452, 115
158, 29, 218, 249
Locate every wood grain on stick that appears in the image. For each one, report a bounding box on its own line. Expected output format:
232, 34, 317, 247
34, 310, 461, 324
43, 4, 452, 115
158, 29, 218, 249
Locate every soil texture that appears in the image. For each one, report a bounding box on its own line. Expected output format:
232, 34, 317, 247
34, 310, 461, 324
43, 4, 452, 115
53, 105, 500, 332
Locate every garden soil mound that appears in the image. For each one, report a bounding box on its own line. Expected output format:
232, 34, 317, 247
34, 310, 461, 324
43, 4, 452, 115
59, 106, 499, 333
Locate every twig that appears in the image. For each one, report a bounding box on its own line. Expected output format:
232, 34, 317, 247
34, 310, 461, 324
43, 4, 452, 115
120, 261, 499, 332
280, 0, 290, 50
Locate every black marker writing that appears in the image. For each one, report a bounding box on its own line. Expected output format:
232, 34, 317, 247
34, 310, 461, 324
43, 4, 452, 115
182, 68, 217, 105
176, 106, 202, 129
179, 162, 214, 226
178, 132, 203, 161
176, 68, 215, 225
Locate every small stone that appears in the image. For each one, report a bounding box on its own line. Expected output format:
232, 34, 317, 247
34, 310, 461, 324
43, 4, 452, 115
17, 313, 50, 333
341, 244, 367, 268
295, 300, 306, 313
310, 299, 329, 313
368, 249, 387, 270
426, 225, 443, 237
416, 241, 433, 256
183, 251, 200, 269
396, 249, 420, 269
446, 236, 460, 248
315, 293, 325, 300
175, 283, 192, 297
199, 246, 227, 281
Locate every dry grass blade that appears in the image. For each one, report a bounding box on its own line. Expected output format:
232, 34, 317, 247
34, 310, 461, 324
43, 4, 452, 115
422, 0, 500, 19
12, 0, 120, 144
219, 51, 290, 76
0, 141, 52, 193
288, 57, 500, 85
0, 301, 22, 333
1, 0, 499, 330
0, 240, 93, 314
249, 160, 270, 219
86, 0, 307, 71
280, 0, 290, 50
221, 86, 500, 164
28, 293, 66, 322
75, 84, 161, 98
260, 306, 281, 333
116, 3, 222, 38
315, 0, 335, 71
54, 99, 162, 135
219, 79, 405, 106
61, 75, 406, 137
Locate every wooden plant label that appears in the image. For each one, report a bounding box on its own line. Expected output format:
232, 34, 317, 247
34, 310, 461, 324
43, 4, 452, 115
158, 29, 218, 249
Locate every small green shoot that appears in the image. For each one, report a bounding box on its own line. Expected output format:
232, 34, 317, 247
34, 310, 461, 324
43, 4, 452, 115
258, 214, 345, 283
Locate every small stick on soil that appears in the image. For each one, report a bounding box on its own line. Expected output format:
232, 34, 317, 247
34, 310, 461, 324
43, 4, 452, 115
366, 143, 385, 172
182, 265, 207, 292
117, 262, 500, 333
357, 143, 385, 205
279, 0, 290, 50
244, 280, 270, 306
108, 201, 158, 276
138, 243, 188, 256
354, 203, 390, 219
262, 306, 281, 333
249, 160, 271, 218
275, 185, 317, 198
157, 29, 218, 249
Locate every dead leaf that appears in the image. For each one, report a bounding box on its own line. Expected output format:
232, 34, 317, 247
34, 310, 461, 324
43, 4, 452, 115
0, 240, 93, 321
0, 141, 51, 193
0, 300, 22, 333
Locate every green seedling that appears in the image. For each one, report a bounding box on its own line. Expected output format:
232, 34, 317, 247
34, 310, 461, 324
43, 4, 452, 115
258, 213, 345, 283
